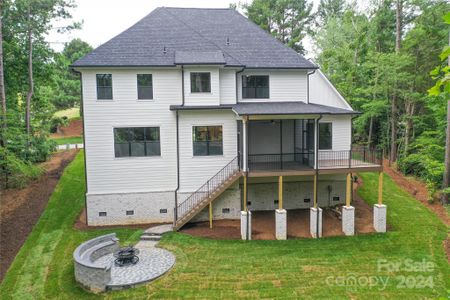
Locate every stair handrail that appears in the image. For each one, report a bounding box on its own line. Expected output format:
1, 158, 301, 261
176, 156, 239, 222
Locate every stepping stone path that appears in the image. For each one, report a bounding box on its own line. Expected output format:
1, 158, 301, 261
95, 224, 175, 291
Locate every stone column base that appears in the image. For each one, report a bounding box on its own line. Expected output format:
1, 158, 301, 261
342, 206, 355, 236
240, 211, 252, 240
373, 204, 387, 233
310, 207, 322, 238
275, 209, 287, 240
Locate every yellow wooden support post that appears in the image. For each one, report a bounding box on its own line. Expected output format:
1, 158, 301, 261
313, 174, 318, 208
243, 175, 248, 211
346, 173, 352, 207
378, 172, 384, 205
278, 176, 283, 209
209, 202, 213, 229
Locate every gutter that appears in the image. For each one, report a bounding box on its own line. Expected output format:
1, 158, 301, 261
174, 65, 184, 228
306, 69, 316, 104
71, 68, 89, 226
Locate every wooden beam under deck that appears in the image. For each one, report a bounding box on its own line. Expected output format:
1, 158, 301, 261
248, 165, 383, 178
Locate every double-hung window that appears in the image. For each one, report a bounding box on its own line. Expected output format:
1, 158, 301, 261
319, 123, 332, 150
137, 74, 153, 100
242, 75, 269, 99
193, 126, 223, 156
114, 127, 160, 157
96, 74, 113, 100
190, 72, 211, 93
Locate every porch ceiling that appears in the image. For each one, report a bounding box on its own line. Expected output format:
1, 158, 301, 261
231, 101, 359, 117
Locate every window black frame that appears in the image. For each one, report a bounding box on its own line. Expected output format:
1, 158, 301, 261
114, 127, 161, 157
242, 75, 269, 99
192, 126, 223, 156
319, 122, 333, 150
190, 72, 211, 93
137, 74, 153, 100
96, 74, 113, 100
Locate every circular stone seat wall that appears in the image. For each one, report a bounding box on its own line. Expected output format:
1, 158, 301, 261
73, 233, 119, 293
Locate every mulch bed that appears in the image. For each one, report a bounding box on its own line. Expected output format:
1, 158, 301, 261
50, 118, 83, 138
0, 150, 78, 281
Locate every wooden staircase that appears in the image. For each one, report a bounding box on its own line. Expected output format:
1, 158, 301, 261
174, 157, 242, 230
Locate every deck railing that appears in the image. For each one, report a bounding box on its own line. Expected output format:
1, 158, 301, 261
246, 147, 382, 171
176, 156, 240, 221
248, 152, 314, 171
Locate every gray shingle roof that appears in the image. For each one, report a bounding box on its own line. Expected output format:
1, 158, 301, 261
72, 7, 317, 69
174, 50, 225, 64
170, 102, 357, 115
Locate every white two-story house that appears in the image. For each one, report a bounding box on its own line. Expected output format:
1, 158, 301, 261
72, 7, 385, 239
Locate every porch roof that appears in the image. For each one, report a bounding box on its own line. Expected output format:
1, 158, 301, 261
231, 101, 358, 116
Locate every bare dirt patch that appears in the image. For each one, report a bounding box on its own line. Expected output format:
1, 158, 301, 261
181, 196, 375, 240
383, 160, 450, 227
50, 118, 83, 138
0, 150, 78, 281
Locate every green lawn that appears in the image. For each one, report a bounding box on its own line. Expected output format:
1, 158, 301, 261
0, 151, 448, 299
51, 136, 83, 145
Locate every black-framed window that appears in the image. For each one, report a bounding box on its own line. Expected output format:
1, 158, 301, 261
193, 126, 223, 156
114, 127, 160, 157
137, 74, 153, 100
242, 75, 269, 99
190, 72, 211, 93
96, 74, 112, 100
319, 123, 332, 150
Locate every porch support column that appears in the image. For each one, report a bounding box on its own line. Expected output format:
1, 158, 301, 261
374, 171, 387, 233
276, 176, 287, 240
241, 173, 251, 240
342, 172, 355, 236
310, 171, 322, 238
209, 202, 213, 229
242, 116, 248, 172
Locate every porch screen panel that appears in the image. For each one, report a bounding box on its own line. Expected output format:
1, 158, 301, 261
319, 123, 332, 150
193, 126, 223, 156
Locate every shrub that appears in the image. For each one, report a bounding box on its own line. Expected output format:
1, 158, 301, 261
50, 116, 69, 133
0, 148, 43, 189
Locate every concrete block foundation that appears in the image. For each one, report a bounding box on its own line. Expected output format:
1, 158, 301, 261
373, 204, 387, 232
240, 211, 252, 240
310, 207, 323, 238
275, 209, 287, 240
342, 206, 355, 236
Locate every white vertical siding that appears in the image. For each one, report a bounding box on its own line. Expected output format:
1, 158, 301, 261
237, 70, 307, 102
309, 70, 353, 110
219, 69, 236, 104
184, 67, 220, 106
178, 110, 238, 192
81, 68, 181, 194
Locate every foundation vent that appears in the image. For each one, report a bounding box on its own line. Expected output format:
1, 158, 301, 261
222, 208, 230, 214
126, 210, 134, 215
160, 209, 168, 214
99, 212, 107, 217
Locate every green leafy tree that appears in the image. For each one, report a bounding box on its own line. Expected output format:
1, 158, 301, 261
241, 0, 314, 54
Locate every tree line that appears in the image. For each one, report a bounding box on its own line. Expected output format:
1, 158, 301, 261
241, 0, 450, 203
0, 0, 91, 188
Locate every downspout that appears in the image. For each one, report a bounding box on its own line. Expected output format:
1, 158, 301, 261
235, 67, 245, 103
306, 69, 316, 104
72, 68, 89, 226
315, 114, 323, 238
174, 66, 184, 228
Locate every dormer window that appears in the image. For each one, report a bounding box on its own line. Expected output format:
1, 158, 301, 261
242, 75, 269, 99
191, 72, 211, 93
